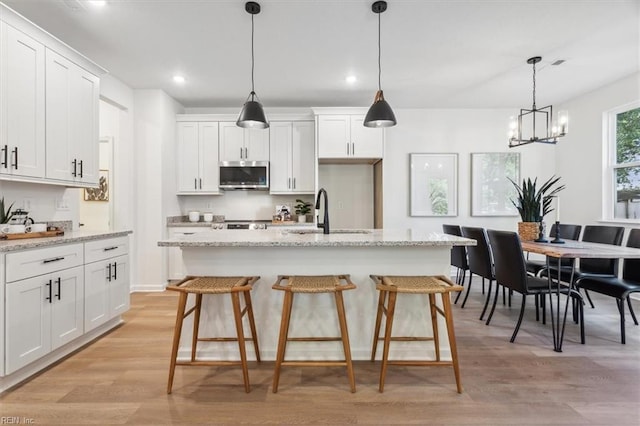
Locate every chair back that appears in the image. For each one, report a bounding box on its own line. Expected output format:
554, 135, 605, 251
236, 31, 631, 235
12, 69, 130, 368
442, 224, 468, 270
487, 230, 528, 294
547, 223, 582, 266
460, 226, 493, 280
580, 226, 625, 274
623, 229, 640, 282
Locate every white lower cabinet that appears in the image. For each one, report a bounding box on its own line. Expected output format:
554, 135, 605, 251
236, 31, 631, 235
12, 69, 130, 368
5, 265, 84, 375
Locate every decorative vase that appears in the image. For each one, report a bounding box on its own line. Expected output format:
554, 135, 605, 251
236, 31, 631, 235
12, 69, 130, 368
518, 222, 539, 241
298, 215, 307, 223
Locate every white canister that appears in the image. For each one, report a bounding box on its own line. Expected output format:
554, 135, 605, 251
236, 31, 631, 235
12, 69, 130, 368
30, 223, 47, 233
203, 213, 214, 222
2, 224, 26, 234
188, 211, 200, 222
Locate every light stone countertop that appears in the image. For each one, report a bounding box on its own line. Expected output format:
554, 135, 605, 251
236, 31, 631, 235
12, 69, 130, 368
0, 230, 133, 252
157, 228, 475, 248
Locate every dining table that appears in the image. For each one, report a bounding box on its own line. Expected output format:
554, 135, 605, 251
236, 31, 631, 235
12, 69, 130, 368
521, 238, 640, 352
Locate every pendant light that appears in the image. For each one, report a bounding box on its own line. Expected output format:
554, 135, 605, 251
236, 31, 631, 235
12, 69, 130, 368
364, 1, 397, 128
237, 1, 269, 129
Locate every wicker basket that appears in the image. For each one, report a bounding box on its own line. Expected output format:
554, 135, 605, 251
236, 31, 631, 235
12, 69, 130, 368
518, 222, 540, 241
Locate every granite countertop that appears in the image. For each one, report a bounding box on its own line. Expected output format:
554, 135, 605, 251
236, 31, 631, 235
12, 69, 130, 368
0, 230, 133, 252
157, 228, 476, 248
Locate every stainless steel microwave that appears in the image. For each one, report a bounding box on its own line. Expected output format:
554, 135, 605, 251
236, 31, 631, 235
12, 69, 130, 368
219, 161, 269, 190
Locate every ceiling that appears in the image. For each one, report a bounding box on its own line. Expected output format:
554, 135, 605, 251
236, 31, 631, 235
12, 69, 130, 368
4, 0, 639, 109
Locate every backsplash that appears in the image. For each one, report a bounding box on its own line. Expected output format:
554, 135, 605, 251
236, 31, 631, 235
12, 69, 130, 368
0, 181, 79, 228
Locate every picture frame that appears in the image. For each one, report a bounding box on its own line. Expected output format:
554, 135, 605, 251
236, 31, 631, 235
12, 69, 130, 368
410, 153, 458, 217
84, 170, 109, 202
470, 152, 520, 216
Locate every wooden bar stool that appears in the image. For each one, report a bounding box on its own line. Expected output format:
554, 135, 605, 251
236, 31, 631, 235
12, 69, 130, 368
271, 275, 357, 393
166, 275, 260, 394
370, 274, 464, 393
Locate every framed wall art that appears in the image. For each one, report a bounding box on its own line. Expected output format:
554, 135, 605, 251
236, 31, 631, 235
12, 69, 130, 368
470, 152, 520, 216
410, 153, 458, 216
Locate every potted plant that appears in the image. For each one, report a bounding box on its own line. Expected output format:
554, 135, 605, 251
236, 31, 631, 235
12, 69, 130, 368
294, 199, 312, 223
0, 197, 14, 224
509, 176, 564, 241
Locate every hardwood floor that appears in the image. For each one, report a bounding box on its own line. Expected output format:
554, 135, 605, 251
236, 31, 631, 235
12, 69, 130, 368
1, 286, 639, 425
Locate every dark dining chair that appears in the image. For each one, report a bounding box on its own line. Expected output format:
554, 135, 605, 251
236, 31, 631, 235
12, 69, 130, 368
575, 229, 640, 343
525, 223, 582, 276
442, 224, 469, 304
487, 230, 584, 343
460, 227, 495, 320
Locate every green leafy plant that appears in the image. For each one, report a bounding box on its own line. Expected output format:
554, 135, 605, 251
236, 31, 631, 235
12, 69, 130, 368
294, 199, 312, 216
0, 197, 14, 224
509, 176, 565, 222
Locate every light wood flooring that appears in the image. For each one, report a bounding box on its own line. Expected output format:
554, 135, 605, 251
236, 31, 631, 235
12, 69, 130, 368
1, 285, 639, 425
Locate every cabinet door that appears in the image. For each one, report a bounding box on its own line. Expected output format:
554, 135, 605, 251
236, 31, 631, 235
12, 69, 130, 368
0, 23, 46, 178
291, 121, 315, 193
269, 122, 292, 193
245, 128, 270, 161
350, 115, 384, 158
317, 115, 349, 158
219, 122, 245, 161
51, 266, 84, 350
109, 255, 130, 317
84, 259, 110, 332
199, 122, 220, 192
6, 275, 52, 374
176, 122, 200, 192
72, 67, 99, 185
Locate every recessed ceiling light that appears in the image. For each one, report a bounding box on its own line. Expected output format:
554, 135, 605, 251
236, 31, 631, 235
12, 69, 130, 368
87, 0, 107, 7
173, 75, 186, 84
345, 75, 357, 84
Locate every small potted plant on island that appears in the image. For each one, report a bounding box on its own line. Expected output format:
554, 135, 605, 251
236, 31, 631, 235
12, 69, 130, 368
509, 176, 564, 241
294, 199, 312, 223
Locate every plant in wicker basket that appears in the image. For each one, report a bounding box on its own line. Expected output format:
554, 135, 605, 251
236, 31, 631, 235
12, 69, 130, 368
509, 176, 565, 241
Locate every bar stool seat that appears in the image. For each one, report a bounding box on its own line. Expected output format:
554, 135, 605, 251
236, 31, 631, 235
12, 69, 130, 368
370, 274, 464, 393
166, 275, 260, 394
271, 275, 357, 393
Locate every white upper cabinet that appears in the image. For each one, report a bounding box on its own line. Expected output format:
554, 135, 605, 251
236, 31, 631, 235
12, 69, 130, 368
45, 49, 99, 185
0, 22, 46, 179
219, 122, 269, 162
317, 114, 384, 159
270, 121, 315, 194
176, 121, 220, 194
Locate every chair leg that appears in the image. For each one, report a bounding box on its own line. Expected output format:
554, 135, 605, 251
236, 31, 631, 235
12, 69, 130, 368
461, 274, 473, 308
502, 286, 506, 305
442, 293, 463, 394
627, 296, 638, 325
578, 296, 585, 344
231, 292, 250, 393
191, 293, 202, 362
335, 291, 356, 393
482, 277, 485, 295
454, 270, 465, 304
273, 291, 294, 393
485, 281, 500, 326
617, 298, 626, 344
429, 293, 440, 361
534, 294, 539, 322
371, 289, 386, 361
167, 292, 188, 394
510, 295, 526, 343
479, 279, 493, 321
584, 289, 596, 309
541, 294, 546, 325
243, 291, 261, 362
379, 291, 398, 393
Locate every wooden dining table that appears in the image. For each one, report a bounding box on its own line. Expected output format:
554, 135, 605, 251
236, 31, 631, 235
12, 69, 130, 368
521, 239, 640, 352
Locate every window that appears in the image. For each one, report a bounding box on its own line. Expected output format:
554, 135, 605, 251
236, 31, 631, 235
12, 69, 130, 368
606, 102, 640, 220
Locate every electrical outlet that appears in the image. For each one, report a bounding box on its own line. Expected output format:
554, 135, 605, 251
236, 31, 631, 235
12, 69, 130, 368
55, 197, 69, 211
337, 201, 344, 210
22, 198, 34, 211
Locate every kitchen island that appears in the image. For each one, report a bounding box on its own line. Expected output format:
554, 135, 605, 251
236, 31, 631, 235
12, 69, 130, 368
158, 229, 475, 361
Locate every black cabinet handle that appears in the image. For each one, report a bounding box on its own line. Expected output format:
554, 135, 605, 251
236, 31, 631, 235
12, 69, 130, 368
55, 277, 61, 300
107, 263, 112, 282
72, 159, 77, 177
244, 147, 248, 159
11, 147, 18, 169
199, 178, 202, 189
194, 178, 197, 190
112, 261, 117, 280
43, 256, 65, 264
46, 280, 52, 303
103, 246, 118, 251
1, 145, 7, 168
79, 160, 83, 178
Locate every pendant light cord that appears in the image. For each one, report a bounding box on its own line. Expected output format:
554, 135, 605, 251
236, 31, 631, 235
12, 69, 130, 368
532, 60, 536, 110
250, 13, 255, 98
377, 10, 382, 91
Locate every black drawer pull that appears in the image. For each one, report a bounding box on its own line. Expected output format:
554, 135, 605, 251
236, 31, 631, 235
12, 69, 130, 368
103, 246, 118, 251
43, 256, 65, 264
45, 279, 52, 303
56, 277, 61, 300
112, 261, 117, 280
107, 263, 112, 282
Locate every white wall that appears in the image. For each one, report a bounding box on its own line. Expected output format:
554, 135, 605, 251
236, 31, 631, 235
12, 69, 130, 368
555, 72, 640, 230
382, 108, 557, 233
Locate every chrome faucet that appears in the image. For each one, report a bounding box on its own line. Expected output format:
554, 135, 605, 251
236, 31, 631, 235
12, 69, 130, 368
315, 188, 330, 234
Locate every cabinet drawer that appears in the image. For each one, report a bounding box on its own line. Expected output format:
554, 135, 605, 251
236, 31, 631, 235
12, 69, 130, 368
6, 243, 84, 283
84, 237, 129, 264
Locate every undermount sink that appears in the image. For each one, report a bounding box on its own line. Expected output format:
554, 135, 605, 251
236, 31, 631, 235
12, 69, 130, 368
285, 229, 371, 235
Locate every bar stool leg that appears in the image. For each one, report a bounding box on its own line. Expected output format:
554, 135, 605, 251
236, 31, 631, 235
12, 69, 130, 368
244, 291, 261, 362
191, 293, 202, 361
231, 292, 250, 393
379, 291, 398, 393
428, 293, 440, 362
273, 291, 294, 393
335, 291, 356, 393
371, 289, 387, 361
442, 293, 462, 394
167, 292, 188, 394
